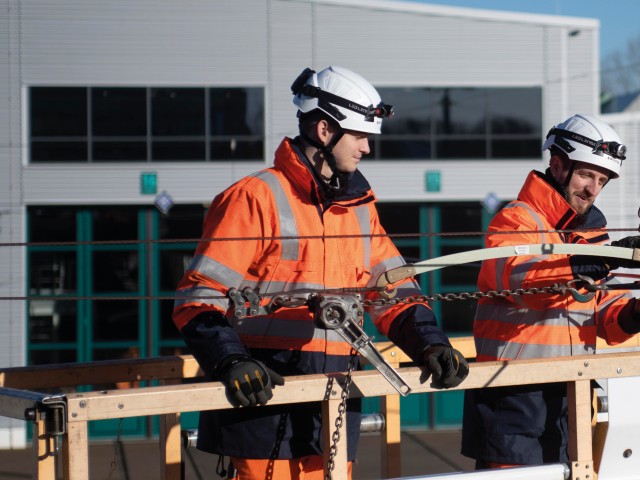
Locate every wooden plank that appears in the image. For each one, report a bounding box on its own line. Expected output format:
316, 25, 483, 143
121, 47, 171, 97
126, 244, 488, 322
63, 421, 89, 480
0, 356, 202, 390
322, 397, 347, 480
64, 351, 640, 422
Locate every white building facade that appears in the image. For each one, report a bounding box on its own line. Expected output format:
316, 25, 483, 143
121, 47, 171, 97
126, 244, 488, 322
3, 0, 635, 446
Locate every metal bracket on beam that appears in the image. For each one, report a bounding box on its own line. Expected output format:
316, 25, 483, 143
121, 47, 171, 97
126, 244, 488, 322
0, 387, 67, 436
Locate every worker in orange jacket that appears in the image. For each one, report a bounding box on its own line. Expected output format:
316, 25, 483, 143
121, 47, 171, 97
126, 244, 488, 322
461, 114, 640, 468
173, 66, 469, 480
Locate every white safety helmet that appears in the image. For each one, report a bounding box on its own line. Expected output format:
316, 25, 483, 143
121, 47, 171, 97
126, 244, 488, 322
542, 113, 626, 179
291, 66, 393, 134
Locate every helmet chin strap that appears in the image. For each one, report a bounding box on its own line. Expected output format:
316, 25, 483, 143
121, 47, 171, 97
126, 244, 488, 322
301, 130, 348, 197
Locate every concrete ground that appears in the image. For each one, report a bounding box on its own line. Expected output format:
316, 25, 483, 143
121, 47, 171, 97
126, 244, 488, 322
0, 429, 475, 479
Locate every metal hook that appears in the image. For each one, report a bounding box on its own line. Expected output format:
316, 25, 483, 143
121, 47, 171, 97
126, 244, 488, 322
566, 274, 597, 303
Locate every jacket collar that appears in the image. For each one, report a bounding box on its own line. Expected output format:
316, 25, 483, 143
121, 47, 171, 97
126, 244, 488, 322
518, 170, 577, 230
273, 137, 375, 207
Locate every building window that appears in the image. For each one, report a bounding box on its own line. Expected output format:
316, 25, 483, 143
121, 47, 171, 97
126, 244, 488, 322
29, 86, 265, 162
374, 87, 542, 160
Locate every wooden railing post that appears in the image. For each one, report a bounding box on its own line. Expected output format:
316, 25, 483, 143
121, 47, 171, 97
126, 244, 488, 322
381, 352, 402, 479
62, 421, 89, 480
32, 413, 56, 480
322, 397, 348, 479
568, 379, 594, 480
160, 412, 182, 480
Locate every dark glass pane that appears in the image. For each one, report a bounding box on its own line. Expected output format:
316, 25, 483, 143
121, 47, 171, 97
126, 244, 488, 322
30, 87, 87, 136
492, 139, 540, 158
436, 139, 485, 158
379, 139, 430, 159
29, 252, 77, 293
159, 205, 207, 240
93, 141, 147, 161
92, 209, 138, 241
152, 141, 205, 161
440, 245, 481, 285
161, 345, 187, 356
93, 300, 139, 341
92, 347, 140, 362
151, 88, 205, 135
29, 207, 76, 242
377, 87, 430, 135
488, 88, 542, 134
92, 251, 139, 293
440, 204, 482, 233
160, 300, 181, 340
440, 299, 476, 333
210, 88, 264, 135
434, 88, 485, 135
29, 300, 77, 343
92, 87, 146, 136
377, 203, 420, 234
210, 139, 263, 160
31, 141, 87, 162
394, 245, 421, 264
30, 349, 77, 366
160, 250, 192, 291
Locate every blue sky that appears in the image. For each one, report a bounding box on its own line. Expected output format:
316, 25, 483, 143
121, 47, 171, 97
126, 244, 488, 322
410, 0, 640, 58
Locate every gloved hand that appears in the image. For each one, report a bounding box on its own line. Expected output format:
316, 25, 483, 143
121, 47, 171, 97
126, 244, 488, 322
612, 236, 640, 249
217, 355, 285, 407
609, 236, 640, 269
421, 345, 469, 389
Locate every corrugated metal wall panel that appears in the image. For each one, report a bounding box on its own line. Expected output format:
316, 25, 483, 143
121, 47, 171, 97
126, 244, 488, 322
20, 0, 269, 85
599, 113, 640, 234
0, 0, 28, 448
266, 0, 314, 162
313, 3, 546, 86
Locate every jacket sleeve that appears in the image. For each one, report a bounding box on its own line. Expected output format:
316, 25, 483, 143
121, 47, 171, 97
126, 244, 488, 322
173, 184, 272, 330
365, 205, 451, 363
597, 290, 638, 345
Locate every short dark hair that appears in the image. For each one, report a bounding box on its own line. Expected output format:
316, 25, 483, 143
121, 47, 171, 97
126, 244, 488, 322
298, 109, 339, 136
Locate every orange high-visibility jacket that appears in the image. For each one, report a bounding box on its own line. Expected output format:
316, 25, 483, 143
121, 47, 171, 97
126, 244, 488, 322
172, 137, 447, 460
474, 170, 634, 361
173, 137, 431, 353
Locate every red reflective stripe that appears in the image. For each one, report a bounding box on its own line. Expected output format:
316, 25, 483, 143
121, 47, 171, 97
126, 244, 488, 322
475, 319, 596, 346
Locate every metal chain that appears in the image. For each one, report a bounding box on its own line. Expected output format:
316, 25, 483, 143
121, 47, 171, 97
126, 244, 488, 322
274, 280, 584, 311
325, 349, 358, 480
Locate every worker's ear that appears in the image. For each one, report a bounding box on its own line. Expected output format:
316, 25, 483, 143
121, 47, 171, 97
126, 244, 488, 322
315, 118, 333, 146
549, 155, 567, 183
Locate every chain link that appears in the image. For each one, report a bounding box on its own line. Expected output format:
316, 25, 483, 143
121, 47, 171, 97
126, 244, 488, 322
325, 349, 358, 480
361, 281, 580, 307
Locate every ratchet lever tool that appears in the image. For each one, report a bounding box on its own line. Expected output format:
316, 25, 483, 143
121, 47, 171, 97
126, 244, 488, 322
311, 294, 412, 396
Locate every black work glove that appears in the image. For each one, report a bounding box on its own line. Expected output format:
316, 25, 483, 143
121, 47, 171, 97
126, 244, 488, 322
421, 345, 469, 389
217, 355, 285, 407
608, 236, 640, 269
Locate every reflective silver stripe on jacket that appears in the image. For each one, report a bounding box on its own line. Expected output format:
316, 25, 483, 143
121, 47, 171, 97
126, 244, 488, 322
230, 317, 344, 343
475, 337, 592, 360
475, 303, 595, 327
354, 205, 371, 269
475, 303, 596, 359
188, 254, 244, 288
252, 170, 299, 261
174, 286, 229, 310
